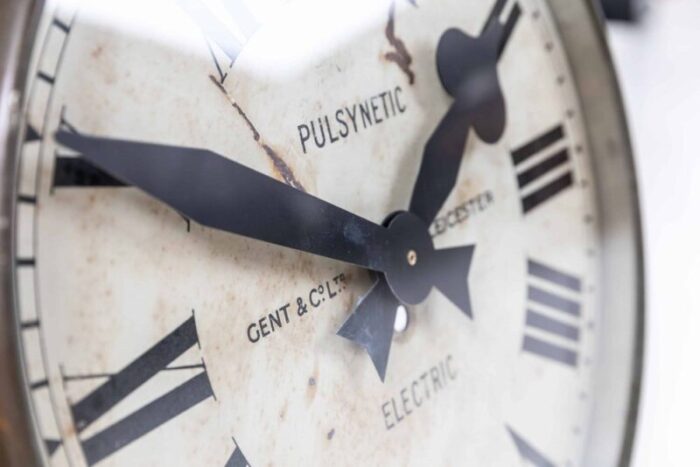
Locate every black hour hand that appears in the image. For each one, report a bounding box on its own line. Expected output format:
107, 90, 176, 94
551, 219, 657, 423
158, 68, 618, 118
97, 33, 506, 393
409, 104, 472, 226
410, 0, 522, 227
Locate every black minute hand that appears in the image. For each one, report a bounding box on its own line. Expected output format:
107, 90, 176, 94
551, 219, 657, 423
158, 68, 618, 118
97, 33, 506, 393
55, 131, 394, 272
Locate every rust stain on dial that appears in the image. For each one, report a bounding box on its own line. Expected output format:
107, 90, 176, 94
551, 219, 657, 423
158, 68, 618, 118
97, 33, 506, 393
384, 1, 416, 85
209, 75, 306, 192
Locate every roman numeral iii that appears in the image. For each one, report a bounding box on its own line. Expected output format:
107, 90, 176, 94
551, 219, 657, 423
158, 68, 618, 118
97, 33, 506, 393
65, 314, 215, 465
521, 259, 582, 367
511, 124, 574, 214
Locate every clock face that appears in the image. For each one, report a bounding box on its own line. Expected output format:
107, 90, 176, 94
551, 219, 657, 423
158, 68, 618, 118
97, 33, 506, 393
9, 0, 631, 465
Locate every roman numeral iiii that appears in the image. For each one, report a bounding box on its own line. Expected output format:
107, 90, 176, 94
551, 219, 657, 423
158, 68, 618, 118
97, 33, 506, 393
521, 259, 582, 367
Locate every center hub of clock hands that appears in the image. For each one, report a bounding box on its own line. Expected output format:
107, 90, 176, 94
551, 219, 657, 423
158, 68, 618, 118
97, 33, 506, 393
380, 211, 436, 306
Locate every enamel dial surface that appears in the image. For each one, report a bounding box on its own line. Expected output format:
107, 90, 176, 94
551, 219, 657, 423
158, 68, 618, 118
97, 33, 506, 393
12, 0, 617, 465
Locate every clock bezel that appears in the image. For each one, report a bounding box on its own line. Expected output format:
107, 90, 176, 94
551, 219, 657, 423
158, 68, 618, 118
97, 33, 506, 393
0, 0, 644, 465
0, 0, 45, 465
548, 1, 644, 464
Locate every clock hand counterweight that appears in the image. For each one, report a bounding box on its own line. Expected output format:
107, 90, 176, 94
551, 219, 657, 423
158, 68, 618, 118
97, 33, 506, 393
336, 277, 400, 380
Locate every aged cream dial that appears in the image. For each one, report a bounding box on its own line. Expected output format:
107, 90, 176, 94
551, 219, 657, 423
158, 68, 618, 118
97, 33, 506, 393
2, 0, 643, 466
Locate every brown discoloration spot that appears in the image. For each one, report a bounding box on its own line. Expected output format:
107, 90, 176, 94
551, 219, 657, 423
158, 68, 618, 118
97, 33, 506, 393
262, 144, 305, 192
384, 1, 416, 85
279, 402, 287, 421
209, 75, 306, 192
62, 420, 77, 438
91, 45, 104, 59
307, 364, 319, 403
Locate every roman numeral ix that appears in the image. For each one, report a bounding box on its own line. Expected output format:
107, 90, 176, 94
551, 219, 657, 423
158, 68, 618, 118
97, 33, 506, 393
521, 259, 582, 367
511, 124, 574, 214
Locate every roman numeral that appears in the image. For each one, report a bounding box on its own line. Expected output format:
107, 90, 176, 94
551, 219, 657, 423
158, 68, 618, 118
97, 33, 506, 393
52, 157, 194, 227
507, 426, 555, 467
16, 257, 35, 267
29, 375, 65, 458
177, 0, 249, 84
521, 259, 581, 367
18, 194, 36, 204
52, 17, 71, 34
511, 125, 574, 214
21, 319, 40, 330
45, 438, 62, 456
25, 123, 41, 143
66, 314, 214, 465
226, 436, 249, 467
31, 379, 48, 390
52, 111, 192, 230
484, 0, 522, 58
52, 155, 191, 226
52, 110, 125, 188
37, 71, 55, 85
53, 156, 126, 187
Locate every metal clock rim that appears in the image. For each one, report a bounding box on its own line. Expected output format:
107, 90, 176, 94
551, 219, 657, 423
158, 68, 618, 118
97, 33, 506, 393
0, 0, 45, 465
547, 1, 644, 465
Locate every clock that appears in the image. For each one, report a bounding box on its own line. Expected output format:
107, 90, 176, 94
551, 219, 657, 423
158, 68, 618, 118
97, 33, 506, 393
0, 0, 644, 465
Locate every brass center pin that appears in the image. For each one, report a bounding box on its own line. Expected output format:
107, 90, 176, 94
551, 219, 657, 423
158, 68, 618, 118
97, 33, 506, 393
407, 250, 418, 266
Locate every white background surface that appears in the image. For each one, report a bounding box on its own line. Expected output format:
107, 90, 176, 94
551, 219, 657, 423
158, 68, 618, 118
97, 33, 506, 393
607, 1, 700, 465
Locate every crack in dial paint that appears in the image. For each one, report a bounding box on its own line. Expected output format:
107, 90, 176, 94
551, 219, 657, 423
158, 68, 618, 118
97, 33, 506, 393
209, 75, 306, 192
